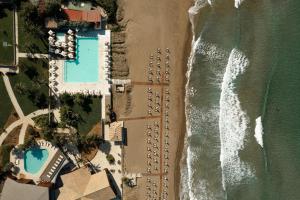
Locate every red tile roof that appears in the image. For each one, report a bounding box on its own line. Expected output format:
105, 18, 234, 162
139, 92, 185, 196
63, 9, 101, 22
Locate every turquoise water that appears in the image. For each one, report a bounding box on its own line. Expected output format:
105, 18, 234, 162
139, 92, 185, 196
24, 148, 49, 174
64, 37, 99, 83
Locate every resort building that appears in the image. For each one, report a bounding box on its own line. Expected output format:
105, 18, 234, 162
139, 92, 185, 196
57, 167, 116, 200
105, 121, 124, 143
1, 178, 49, 200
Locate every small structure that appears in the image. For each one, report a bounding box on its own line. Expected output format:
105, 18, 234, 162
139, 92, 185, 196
115, 84, 125, 93
105, 121, 124, 143
1, 178, 49, 200
63, 8, 102, 24
45, 18, 58, 29
57, 167, 116, 200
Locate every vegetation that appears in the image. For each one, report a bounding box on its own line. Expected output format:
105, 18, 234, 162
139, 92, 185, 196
0, 6, 14, 65
59, 94, 101, 135
34, 115, 49, 130
0, 144, 14, 169
0, 75, 13, 130
93, 0, 118, 24
10, 58, 49, 115
106, 154, 115, 164
18, 2, 48, 53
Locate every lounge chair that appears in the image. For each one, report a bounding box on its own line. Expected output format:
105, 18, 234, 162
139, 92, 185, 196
15, 159, 19, 166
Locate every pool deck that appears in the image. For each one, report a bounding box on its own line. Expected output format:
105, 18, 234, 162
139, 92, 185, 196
10, 140, 68, 184
49, 30, 111, 96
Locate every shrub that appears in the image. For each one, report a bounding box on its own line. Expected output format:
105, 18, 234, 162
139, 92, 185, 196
106, 154, 115, 164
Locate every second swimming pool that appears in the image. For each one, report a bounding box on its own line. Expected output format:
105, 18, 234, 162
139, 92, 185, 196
64, 37, 99, 83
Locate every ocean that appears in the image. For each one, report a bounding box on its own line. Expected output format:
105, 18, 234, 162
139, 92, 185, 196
181, 0, 300, 199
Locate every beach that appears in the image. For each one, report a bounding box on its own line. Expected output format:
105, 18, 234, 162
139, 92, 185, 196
114, 0, 193, 199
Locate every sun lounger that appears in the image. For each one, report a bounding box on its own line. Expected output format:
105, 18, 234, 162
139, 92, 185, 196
15, 159, 19, 166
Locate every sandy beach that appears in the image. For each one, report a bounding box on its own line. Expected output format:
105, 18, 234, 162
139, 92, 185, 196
114, 0, 193, 199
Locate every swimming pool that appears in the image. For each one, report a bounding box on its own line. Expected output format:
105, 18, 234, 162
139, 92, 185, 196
24, 148, 49, 174
64, 37, 99, 83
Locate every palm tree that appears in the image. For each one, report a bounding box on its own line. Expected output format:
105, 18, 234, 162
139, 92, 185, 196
14, 82, 27, 95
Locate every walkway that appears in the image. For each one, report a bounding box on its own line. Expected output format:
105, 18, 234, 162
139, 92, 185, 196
0, 109, 52, 145
1, 72, 53, 145
18, 53, 49, 59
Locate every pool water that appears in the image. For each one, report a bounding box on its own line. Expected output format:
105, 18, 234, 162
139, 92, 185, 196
24, 148, 49, 174
64, 37, 99, 83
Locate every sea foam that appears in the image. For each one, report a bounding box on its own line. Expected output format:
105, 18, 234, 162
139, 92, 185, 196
254, 116, 264, 148
219, 48, 254, 189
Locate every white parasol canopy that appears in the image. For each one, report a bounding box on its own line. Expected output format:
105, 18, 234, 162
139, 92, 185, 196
55, 49, 61, 54
67, 29, 74, 35
68, 53, 74, 58
68, 47, 74, 52
55, 41, 61, 47
61, 51, 67, 56
68, 41, 74, 46
68, 35, 74, 41
48, 30, 54, 35
61, 42, 67, 48
48, 36, 54, 41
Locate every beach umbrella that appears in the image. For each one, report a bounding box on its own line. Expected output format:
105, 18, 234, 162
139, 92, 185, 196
68, 53, 74, 59
49, 68, 55, 73
68, 35, 74, 41
48, 30, 54, 35
61, 42, 67, 48
68, 41, 74, 46
55, 41, 61, 47
48, 36, 54, 41
68, 47, 74, 52
55, 49, 61, 54
49, 60, 55, 65
61, 51, 67, 56
67, 29, 73, 35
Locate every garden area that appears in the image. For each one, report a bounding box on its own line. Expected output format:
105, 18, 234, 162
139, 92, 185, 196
59, 93, 102, 135
0, 77, 14, 131
9, 58, 49, 115
0, 6, 14, 65
17, 1, 48, 54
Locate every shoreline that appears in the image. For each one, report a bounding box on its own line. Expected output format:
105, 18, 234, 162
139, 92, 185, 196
174, 17, 193, 200
118, 0, 194, 198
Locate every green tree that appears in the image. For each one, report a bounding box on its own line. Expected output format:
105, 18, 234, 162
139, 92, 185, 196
60, 105, 81, 127
59, 93, 74, 106
106, 154, 115, 164
14, 82, 27, 95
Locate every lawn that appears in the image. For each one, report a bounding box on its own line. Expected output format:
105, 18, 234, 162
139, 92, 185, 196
0, 76, 13, 130
0, 7, 14, 65
17, 2, 48, 54
9, 58, 49, 115
74, 97, 102, 135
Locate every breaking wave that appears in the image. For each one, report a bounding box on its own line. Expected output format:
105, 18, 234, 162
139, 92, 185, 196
254, 117, 264, 148
219, 48, 254, 189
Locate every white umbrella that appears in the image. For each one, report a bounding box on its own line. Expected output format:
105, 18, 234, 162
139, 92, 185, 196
49, 68, 55, 73
68, 47, 74, 52
55, 49, 61, 54
49, 60, 55, 65
48, 30, 54, 35
49, 41, 55, 46
68, 41, 74, 46
61, 51, 67, 56
61, 42, 67, 48
67, 29, 73, 35
55, 41, 61, 47
68, 53, 74, 59
68, 35, 74, 41
48, 36, 54, 41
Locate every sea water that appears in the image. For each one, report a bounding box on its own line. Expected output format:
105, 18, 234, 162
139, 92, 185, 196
181, 0, 300, 199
